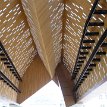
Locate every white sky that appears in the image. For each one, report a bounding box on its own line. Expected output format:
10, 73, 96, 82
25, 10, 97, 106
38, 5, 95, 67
0, 81, 107, 107
20, 80, 66, 107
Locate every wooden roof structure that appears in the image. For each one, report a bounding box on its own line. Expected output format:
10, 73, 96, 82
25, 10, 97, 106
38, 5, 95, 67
0, 0, 107, 106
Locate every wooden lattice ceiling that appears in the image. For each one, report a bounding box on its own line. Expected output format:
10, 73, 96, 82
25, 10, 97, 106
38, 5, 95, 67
21, 0, 107, 77
21, 0, 107, 102
0, 0, 107, 103
21, 0, 64, 77
0, 0, 37, 101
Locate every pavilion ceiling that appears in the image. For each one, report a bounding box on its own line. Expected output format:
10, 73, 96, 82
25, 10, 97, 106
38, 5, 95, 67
0, 0, 36, 101
1, 0, 107, 102
21, 0, 64, 77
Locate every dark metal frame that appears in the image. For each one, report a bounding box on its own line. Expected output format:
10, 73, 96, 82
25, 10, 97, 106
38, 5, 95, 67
0, 42, 22, 93
71, 0, 100, 79
0, 70, 21, 93
71, 0, 107, 101
73, 29, 107, 91
0, 41, 22, 81
94, 10, 107, 14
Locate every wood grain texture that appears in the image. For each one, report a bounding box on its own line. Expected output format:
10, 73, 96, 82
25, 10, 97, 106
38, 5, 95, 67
0, 0, 107, 104
62, 0, 94, 72
56, 63, 75, 107
0, 0, 36, 77
61, 0, 107, 101
0, 0, 36, 101
73, 0, 107, 100
21, 0, 63, 78
17, 54, 51, 103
